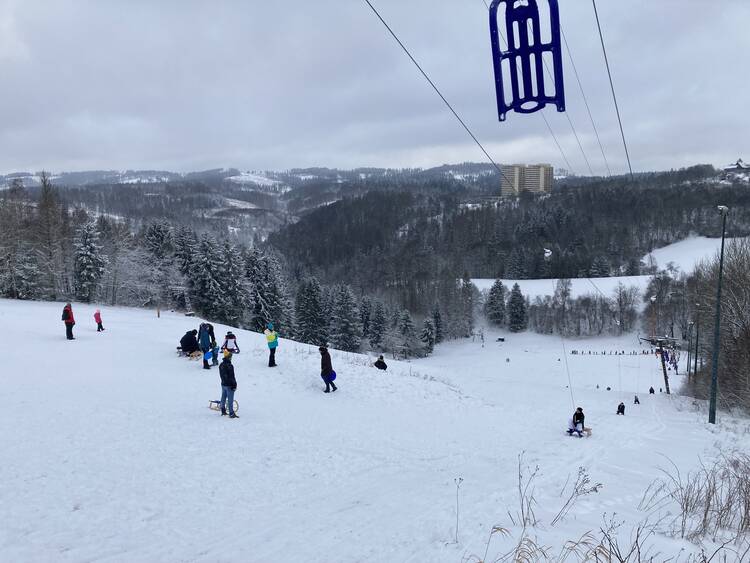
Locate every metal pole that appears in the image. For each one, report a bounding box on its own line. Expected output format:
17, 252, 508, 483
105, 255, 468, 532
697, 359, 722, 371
694, 311, 699, 378
708, 209, 728, 424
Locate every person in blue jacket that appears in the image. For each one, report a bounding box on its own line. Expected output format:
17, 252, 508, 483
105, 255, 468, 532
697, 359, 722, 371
198, 322, 217, 370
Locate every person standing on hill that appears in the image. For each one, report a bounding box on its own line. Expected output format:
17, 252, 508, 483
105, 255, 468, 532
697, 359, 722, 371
198, 322, 217, 369
94, 309, 104, 332
264, 323, 278, 367
219, 350, 238, 418
61, 303, 75, 340
319, 345, 337, 393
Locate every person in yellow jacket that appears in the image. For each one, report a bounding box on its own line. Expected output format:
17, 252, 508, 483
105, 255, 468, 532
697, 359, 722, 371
264, 322, 278, 367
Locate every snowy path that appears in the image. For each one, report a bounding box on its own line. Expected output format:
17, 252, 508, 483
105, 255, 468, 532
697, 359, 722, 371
0, 300, 745, 561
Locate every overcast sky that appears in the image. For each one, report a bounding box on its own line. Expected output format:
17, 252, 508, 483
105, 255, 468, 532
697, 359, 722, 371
1, 0, 748, 175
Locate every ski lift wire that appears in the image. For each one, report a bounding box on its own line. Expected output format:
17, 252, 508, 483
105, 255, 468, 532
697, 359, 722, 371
548, 261, 576, 409
560, 27, 612, 176
481, 0, 576, 174
525, 19, 595, 177
591, 0, 634, 179
362, 0, 513, 186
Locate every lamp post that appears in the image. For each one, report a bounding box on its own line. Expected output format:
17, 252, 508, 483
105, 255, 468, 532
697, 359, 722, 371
708, 206, 729, 424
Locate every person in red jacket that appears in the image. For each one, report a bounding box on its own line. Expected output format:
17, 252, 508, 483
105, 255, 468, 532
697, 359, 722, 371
62, 303, 75, 340
94, 309, 104, 332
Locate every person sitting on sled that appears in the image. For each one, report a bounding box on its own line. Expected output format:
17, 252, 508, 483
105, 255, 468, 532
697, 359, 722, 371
221, 331, 240, 354
616, 402, 625, 415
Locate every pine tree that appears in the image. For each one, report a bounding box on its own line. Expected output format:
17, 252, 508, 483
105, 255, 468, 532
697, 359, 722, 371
458, 272, 475, 337
189, 235, 223, 318
368, 299, 387, 349
245, 248, 292, 334
507, 283, 528, 332
432, 304, 444, 344
295, 277, 328, 346
360, 296, 372, 340
214, 244, 249, 326
421, 318, 435, 354
485, 279, 507, 326
144, 221, 174, 259
329, 284, 362, 352
397, 309, 420, 357
73, 222, 106, 303
173, 226, 197, 277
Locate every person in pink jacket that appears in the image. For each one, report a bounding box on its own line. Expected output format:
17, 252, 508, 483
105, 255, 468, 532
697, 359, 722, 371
94, 309, 105, 332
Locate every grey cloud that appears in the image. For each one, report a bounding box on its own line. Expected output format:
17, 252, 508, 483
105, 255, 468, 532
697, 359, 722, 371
0, 0, 748, 175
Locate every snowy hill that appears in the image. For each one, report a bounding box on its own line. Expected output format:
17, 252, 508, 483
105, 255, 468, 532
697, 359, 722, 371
473, 236, 743, 303
1, 299, 747, 561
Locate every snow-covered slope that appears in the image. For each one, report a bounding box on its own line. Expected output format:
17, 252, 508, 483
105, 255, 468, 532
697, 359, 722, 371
642, 236, 746, 274
0, 300, 746, 561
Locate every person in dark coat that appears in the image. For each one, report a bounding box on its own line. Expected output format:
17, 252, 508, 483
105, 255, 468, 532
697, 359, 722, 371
649, 386, 655, 394
61, 303, 75, 340
374, 355, 387, 371
219, 350, 238, 418
180, 329, 199, 354
319, 346, 337, 393
634, 394, 640, 404
198, 322, 217, 369
572, 407, 585, 431
616, 402, 625, 415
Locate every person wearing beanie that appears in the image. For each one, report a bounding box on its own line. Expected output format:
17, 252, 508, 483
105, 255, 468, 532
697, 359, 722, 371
374, 355, 387, 371
264, 322, 278, 367
219, 350, 238, 418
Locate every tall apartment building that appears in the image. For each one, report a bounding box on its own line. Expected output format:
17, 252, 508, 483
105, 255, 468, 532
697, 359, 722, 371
500, 164, 553, 196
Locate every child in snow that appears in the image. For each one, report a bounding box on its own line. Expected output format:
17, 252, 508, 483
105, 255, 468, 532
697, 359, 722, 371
616, 402, 625, 415
374, 355, 387, 371
219, 350, 238, 418
61, 303, 75, 340
634, 395, 640, 405
571, 407, 585, 436
221, 331, 240, 354
94, 309, 104, 332
264, 323, 278, 367
320, 345, 337, 393
649, 386, 655, 394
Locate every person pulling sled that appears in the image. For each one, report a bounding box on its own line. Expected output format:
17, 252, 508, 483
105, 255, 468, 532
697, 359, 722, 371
319, 345, 337, 393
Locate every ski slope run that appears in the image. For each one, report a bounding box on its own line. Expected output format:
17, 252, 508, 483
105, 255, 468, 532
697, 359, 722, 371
0, 299, 747, 561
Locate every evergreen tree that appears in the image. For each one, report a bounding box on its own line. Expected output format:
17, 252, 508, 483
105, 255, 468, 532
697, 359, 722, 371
432, 304, 444, 344
246, 248, 292, 334
589, 256, 611, 278
173, 226, 197, 277
215, 244, 249, 326
458, 272, 475, 337
360, 296, 372, 340
329, 284, 362, 352
485, 279, 507, 326
295, 277, 328, 346
73, 222, 106, 303
35, 173, 64, 299
507, 283, 528, 332
368, 299, 387, 349
189, 235, 223, 318
420, 318, 435, 354
144, 221, 174, 259
397, 309, 420, 357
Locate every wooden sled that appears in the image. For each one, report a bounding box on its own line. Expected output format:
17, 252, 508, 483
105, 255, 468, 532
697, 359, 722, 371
177, 346, 202, 360
208, 399, 239, 414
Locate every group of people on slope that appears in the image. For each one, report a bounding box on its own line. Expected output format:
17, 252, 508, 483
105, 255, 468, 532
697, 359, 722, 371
61, 303, 104, 340
180, 323, 242, 370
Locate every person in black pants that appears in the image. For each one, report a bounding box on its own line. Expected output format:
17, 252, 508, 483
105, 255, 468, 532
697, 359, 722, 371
616, 402, 625, 415
319, 346, 337, 393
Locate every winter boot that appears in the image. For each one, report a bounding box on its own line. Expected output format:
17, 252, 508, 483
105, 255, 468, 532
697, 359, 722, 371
203, 359, 211, 370
221, 409, 227, 416
229, 413, 239, 419
331, 384, 337, 392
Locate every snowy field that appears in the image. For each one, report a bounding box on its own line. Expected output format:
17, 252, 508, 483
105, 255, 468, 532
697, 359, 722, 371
473, 236, 742, 302
1, 299, 748, 561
